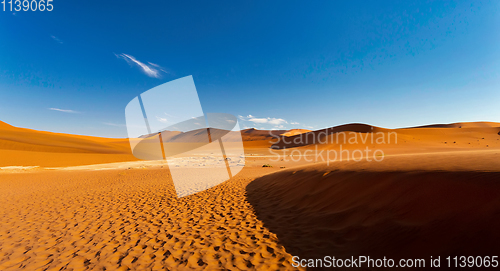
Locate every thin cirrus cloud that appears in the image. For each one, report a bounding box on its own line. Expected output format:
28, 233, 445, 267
103, 122, 126, 127
48, 108, 79, 113
115, 53, 167, 78
50, 35, 63, 44
156, 116, 168, 123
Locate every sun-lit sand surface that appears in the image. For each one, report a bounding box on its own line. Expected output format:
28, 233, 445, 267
0, 120, 499, 270
0, 167, 302, 270
0, 120, 137, 167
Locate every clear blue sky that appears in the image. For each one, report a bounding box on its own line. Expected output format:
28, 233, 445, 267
1, 1, 499, 137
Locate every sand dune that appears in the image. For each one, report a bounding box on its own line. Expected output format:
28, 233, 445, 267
0, 120, 136, 167
240, 128, 288, 141
0, 121, 131, 153
1, 119, 499, 167
281, 129, 312, 137
271, 123, 500, 154
408, 121, 500, 129
0, 121, 311, 167
1, 120, 500, 270
247, 150, 500, 269
271, 123, 386, 149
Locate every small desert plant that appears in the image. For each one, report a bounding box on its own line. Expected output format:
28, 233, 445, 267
262, 164, 273, 168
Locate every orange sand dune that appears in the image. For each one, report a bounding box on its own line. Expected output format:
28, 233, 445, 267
408, 121, 500, 129
247, 151, 500, 268
0, 120, 137, 167
281, 129, 312, 137
2, 120, 500, 167
0, 120, 131, 153
271, 123, 387, 149
240, 128, 287, 141
271, 123, 500, 154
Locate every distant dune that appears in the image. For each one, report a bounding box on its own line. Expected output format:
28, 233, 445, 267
281, 129, 312, 137
1, 120, 499, 167
240, 128, 287, 141
406, 121, 500, 129
271, 122, 500, 152
0, 120, 136, 167
271, 123, 386, 149
140, 127, 310, 144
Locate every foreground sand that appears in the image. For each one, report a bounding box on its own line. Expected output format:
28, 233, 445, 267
0, 167, 301, 270
1, 150, 499, 270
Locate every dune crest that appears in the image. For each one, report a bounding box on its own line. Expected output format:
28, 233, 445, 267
408, 121, 500, 129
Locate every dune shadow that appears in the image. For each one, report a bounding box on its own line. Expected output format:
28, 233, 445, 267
246, 169, 500, 270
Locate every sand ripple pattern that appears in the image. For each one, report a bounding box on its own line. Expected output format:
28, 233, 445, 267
0, 169, 299, 270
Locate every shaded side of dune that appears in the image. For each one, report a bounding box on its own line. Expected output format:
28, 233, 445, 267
246, 168, 500, 269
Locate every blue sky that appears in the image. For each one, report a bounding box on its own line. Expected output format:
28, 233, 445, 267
0, 0, 499, 137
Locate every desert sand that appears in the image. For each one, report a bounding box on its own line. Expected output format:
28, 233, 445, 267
0, 120, 137, 167
0, 120, 499, 270
247, 151, 500, 266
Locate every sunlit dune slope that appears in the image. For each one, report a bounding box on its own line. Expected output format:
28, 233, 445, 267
281, 129, 312, 137
408, 121, 500, 129
0, 121, 136, 167
0, 121, 130, 153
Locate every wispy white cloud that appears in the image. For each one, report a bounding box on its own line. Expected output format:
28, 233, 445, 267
156, 116, 168, 123
50, 35, 63, 44
248, 117, 269, 124
267, 118, 287, 125
238, 115, 309, 130
115, 53, 167, 78
148, 62, 169, 74
239, 115, 287, 125
49, 108, 79, 113
103, 122, 126, 127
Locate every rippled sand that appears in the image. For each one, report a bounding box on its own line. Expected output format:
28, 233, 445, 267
0, 168, 301, 270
